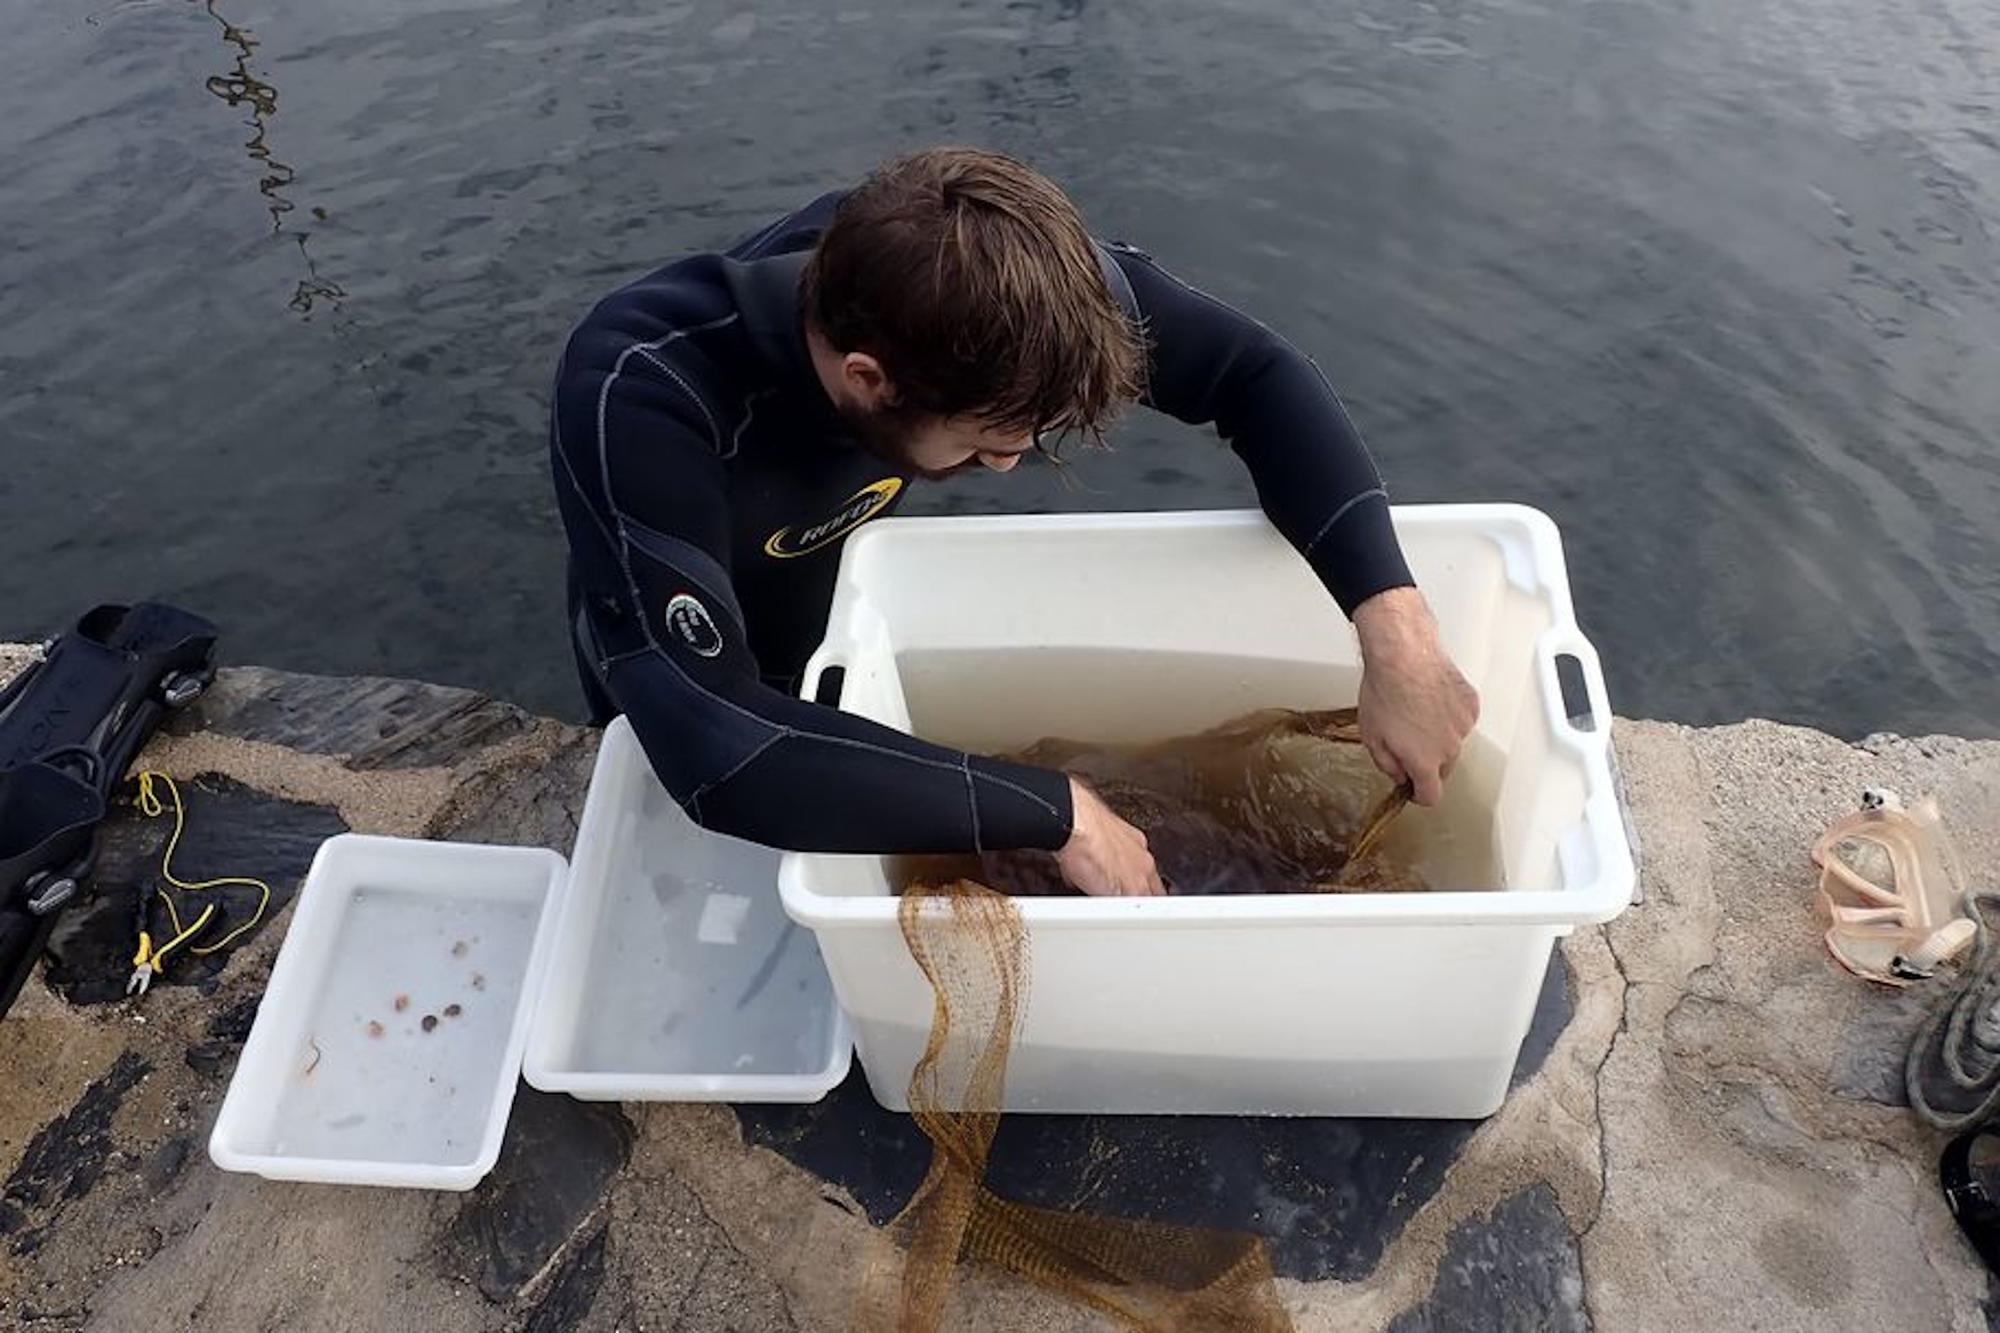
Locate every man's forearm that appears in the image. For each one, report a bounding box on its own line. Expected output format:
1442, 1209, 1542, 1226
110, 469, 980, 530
1106, 246, 1416, 617
1352, 585, 1437, 663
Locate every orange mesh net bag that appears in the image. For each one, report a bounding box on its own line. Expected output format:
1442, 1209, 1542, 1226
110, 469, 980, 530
861, 880, 1296, 1332
861, 707, 1423, 1329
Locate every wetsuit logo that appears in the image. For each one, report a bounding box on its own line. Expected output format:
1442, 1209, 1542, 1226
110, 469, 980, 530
762, 477, 903, 559
664, 594, 723, 658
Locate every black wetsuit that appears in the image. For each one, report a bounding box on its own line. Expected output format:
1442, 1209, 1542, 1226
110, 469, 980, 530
551, 190, 1412, 855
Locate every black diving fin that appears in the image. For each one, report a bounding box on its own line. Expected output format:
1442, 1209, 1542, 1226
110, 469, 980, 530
0, 603, 219, 1017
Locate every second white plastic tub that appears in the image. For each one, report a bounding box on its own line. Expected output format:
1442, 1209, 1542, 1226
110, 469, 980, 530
208, 834, 566, 1189
523, 717, 851, 1102
779, 505, 1636, 1119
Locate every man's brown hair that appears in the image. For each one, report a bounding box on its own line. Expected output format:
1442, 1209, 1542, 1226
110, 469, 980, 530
801, 147, 1145, 444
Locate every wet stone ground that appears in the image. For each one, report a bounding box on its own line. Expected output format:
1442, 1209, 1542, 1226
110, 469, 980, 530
0, 656, 1995, 1330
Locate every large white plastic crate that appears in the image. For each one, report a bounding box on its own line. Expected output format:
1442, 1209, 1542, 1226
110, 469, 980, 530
778, 506, 1635, 1119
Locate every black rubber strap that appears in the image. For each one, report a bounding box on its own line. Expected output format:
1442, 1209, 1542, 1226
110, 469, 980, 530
1942, 1124, 2000, 1273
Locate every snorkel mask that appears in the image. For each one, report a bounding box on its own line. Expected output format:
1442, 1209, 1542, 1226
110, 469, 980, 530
1812, 788, 1975, 985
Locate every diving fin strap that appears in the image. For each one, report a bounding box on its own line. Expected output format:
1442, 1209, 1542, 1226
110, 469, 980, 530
1943, 1124, 2000, 1275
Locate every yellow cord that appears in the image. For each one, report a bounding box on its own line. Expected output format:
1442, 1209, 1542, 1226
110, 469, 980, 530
131, 897, 217, 974
135, 771, 271, 957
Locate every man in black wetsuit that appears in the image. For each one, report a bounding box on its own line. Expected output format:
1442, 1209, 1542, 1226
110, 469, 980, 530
551, 148, 1478, 897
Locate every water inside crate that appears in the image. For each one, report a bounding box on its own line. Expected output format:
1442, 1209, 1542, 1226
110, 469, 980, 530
262, 886, 536, 1165
568, 808, 839, 1077
889, 646, 1506, 895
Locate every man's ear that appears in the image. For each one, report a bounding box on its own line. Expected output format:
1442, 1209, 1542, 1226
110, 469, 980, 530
840, 351, 896, 409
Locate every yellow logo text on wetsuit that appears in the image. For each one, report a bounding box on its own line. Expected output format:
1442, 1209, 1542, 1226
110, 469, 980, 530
762, 477, 903, 558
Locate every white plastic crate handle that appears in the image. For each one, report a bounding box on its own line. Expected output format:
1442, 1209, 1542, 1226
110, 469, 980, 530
801, 587, 893, 708
1535, 628, 1635, 918
1536, 629, 1608, 738
800, 642, 852, 707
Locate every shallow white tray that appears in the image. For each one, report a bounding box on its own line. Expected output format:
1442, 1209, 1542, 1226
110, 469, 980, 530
523, 717, 850, 1102
208, 833, 566, 1190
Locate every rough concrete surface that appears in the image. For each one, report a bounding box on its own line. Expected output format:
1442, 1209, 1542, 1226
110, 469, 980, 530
0, 652, 1995, 1331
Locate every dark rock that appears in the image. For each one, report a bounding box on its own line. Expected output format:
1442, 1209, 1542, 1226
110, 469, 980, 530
441, 1087, 634, 1303
1829, 983, 1940, 1106
183, 1041, 236, 1079
1385, 1184, 1590, 1333
1516, 943, 1574, 1088
41, 775, 345, 1003
181, 666, 533, 769
737, 951, 1574, 1281
141, 1136, 194, 1193
522, 1222, 610, 1333
1, 1052, 150, 1233
429, 730, 599, 853
16, 1301, 87, 1324
205, 995, 261, 1043
737, 1073, 930, 1227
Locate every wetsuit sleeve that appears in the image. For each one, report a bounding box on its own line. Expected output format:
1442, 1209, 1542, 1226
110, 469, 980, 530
1108, 244, 1416, 616
557, 358, 1074, 855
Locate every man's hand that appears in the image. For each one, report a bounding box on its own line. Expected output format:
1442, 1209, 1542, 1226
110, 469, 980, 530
1352, 587, 1479, 807
1055, 777, 1166, 897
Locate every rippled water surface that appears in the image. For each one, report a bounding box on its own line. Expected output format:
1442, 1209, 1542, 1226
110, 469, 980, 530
2, 0, 1995, 736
